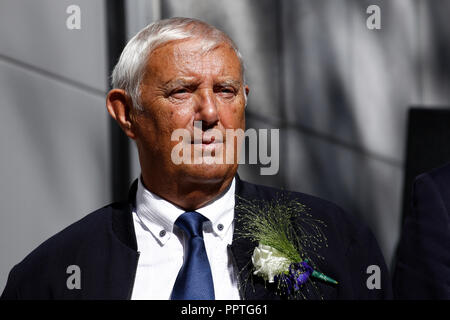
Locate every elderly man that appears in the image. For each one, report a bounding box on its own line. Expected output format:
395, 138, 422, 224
1, 17, 392, 300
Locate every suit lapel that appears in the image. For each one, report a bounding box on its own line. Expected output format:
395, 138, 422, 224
231, 176, 337, 300
231, 175, 280, 300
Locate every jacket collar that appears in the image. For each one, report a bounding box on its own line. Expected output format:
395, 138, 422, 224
111, 179, 138, 252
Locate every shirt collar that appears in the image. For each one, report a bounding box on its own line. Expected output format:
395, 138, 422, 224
135, 177, 235, 246
197, 178, 235, 241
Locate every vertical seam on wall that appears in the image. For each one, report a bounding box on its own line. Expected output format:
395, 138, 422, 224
417, 0, 423, 105
152, 0, 162, 21
106, 0, 131, 202
275, 0, 287, 187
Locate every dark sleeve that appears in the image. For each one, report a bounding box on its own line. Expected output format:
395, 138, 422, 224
346, 225, 393, 299
1, 265, 21, 300
394, 173, 450, 299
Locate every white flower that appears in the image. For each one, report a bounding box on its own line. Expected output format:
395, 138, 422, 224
251, 244, 291, 283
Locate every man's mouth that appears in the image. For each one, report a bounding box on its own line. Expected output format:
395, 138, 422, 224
190, 134, 224, 154
191, 133, 223, 145
200, 136, 222, 144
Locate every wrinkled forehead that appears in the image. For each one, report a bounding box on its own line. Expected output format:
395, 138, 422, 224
144, 38, 243, 82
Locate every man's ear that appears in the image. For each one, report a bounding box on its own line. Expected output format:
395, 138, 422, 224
106, 89, 136, 140
244, 85, 250, 107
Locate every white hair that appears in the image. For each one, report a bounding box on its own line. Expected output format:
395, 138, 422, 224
111, 17, 246, 111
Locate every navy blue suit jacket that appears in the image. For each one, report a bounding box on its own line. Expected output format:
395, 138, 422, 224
394, 163, 450, 299
1, 176, 392, 299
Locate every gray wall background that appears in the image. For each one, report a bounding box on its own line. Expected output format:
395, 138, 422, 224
0, 0, 110, 291
1, 0, 450, 291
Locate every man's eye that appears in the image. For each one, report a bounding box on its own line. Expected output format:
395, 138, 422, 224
171, 89, 189, 97
217, 87, 236, 95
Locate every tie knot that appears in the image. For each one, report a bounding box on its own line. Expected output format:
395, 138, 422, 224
175, 211, 208, 238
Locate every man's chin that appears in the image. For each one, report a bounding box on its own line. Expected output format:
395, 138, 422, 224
178, 163, 237, 184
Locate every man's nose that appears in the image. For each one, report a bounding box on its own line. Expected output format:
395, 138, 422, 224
195, 89, 219, 129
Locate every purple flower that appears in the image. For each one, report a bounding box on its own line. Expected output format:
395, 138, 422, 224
275, 261, 313, 296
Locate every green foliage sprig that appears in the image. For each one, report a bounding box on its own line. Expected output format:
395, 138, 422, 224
235, 194, 328, 272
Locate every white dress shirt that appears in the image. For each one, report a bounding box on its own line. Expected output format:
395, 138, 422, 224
130, 177, 241, 300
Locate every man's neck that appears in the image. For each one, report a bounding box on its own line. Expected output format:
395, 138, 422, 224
140, 173, 235, 211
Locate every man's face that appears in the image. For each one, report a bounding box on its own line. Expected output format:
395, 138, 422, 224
133, 38, 247, 185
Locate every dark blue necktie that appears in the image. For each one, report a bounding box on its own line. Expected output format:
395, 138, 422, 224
171, 211, 215, 300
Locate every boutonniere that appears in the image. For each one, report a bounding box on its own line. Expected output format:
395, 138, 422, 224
235, 195, 338, 299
